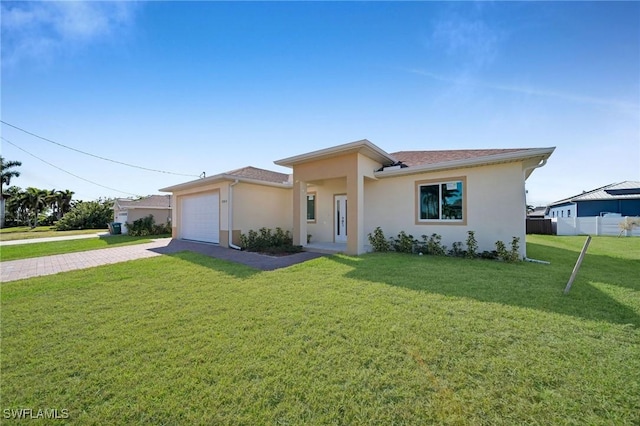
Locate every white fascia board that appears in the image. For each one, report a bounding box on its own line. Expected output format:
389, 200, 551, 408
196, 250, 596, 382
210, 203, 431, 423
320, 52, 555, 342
374, 147, 556, 178
274, 139, 396, 168
159, 174, 291, 193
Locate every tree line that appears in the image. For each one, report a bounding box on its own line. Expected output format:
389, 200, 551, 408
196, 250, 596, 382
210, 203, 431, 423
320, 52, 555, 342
1, 156, 113, 230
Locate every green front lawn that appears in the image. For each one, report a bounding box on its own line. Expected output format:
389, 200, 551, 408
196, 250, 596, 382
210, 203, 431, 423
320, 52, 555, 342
0, 235, 166, 261
0, 226, 106, 242
1, 235, 638, 424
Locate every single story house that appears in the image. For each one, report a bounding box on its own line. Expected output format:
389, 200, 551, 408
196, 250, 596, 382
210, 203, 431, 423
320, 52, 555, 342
546, 181, 640, 219
113, 195, 172, 233
160, 139, 554, 257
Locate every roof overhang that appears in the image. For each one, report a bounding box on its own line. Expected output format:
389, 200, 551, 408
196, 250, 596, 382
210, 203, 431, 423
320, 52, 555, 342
159, 173, 292, 193
274, 139, 397, 168
374, 147, 556, 179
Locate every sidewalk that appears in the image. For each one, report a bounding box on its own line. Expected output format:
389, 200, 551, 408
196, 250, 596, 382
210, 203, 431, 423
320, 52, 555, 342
0, 232, 109, 246
0, 238, 326, 283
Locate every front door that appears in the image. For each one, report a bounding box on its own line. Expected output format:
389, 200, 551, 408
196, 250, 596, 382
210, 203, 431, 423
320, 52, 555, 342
334, 195, 347, 243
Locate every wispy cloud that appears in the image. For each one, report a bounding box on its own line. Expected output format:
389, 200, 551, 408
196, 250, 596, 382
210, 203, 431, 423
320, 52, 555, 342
1, 1, 139, 67
430, 11, 503, 69
408, 68, 640, 112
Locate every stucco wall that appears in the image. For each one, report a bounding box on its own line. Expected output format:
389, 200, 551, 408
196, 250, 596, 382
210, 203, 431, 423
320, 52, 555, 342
307, 178, 347, 243
364, 162, 527, 257
233, 182, 292, 234
126, 208, 172, 225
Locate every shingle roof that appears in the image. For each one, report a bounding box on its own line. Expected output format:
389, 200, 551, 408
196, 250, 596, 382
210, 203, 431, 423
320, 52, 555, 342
390, 149, 533, 167
116, 195, 171, 209
549, 181, 640, 206
225, 166, 291, 184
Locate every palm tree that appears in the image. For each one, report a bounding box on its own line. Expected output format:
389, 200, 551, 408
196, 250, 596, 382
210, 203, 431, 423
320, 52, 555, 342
24, 187, 48, 228
1, 156, 22, 227
57, 189, 74, 220
46, 189, 58, 221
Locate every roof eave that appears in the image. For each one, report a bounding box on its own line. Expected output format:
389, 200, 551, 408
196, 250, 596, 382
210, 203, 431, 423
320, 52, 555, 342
375, 147, 555, 178
159, 174, 291, 193
274, 139, 397, 168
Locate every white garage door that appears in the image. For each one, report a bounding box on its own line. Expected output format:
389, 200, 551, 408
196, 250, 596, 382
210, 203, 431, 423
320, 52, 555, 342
180, 193, 219, 243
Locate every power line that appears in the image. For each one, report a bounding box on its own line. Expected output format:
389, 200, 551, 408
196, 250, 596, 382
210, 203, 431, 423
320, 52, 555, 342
1, 120, 200, 178
1, 136, 139, 196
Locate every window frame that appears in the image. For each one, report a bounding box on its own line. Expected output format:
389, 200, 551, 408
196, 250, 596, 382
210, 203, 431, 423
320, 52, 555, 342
415, 176, 467, 226
306, 192, 317, 223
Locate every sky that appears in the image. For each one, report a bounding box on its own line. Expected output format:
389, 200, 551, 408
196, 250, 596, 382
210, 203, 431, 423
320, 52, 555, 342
1, 1, 638, 206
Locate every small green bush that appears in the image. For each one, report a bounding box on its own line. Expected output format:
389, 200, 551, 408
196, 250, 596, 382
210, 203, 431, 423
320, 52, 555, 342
421, 233, 447, 256
495, 237, 521, 263
449, 241, 466, 257
126, 215, 171, 237
368, 227, 391, 252
240, 227, 302, 255
466, 231, 478, 259
391, 231, 417, 253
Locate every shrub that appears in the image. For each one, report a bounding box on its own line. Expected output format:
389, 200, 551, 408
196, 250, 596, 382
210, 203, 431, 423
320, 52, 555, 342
495, 237, 521, 263
480, 250, 499, 260
240, 227, 302, 255
368, 227, 391, 252
391, 231, 417, 253
466, 231, 478, 259
449, 241, 466, 257
55, 200, 113, 231
421, 233, 447, 256
126, 215, 171, 237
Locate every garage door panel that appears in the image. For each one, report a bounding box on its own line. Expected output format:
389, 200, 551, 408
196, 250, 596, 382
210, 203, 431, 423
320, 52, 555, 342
180, 193, 219, 243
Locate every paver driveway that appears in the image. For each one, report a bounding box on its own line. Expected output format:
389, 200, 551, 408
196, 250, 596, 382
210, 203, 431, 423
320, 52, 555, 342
0, 238, 325, 283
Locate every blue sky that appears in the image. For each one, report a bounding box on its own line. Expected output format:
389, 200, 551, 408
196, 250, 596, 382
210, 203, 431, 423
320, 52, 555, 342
1, 1, 638, 206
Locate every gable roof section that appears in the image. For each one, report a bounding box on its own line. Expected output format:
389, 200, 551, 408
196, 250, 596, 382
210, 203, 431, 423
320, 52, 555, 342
115, 195, 171, 210
549, 181, 640, 206
376, 147, 555, 178
225, 166, 290, 184
274, 139, 397, 168
159, 166, 291, 192
161, 142, 555, 193
391, 149, 530, 167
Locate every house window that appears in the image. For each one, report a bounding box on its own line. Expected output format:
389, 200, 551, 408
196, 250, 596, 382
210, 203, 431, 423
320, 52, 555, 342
416, 177, 466, 225
567, 210, 571, 218
306, 193, 316, 222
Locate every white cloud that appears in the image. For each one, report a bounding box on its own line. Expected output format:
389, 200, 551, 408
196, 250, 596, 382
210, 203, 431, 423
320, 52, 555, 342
407, 68, 640, 113
1, 1, 139, 67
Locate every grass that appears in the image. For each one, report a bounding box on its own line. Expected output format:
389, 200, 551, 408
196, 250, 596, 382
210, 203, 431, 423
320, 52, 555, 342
1, 235, 638, 424
0, 235, 166, 261
0, 226, 106, 242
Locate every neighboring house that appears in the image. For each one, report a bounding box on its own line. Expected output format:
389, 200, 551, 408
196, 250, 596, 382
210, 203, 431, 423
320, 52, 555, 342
546, 181, 640, 219
113, 195, 172, 233
527, 206, 547, 219
160, 139, 554, 257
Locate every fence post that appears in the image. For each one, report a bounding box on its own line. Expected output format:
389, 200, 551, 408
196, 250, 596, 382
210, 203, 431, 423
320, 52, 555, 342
564, 236, 592, 295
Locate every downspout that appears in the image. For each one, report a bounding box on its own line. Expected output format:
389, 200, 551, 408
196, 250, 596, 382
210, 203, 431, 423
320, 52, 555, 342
228, 180, 241, 250
522, 158, 549, 260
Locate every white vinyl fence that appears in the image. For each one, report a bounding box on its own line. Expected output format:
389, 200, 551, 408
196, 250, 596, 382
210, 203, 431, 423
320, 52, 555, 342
555, 216, 640, 236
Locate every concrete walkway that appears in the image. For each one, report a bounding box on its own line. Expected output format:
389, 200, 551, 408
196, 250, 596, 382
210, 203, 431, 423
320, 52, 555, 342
0, 232, 109, 246
0, 238, 326, 283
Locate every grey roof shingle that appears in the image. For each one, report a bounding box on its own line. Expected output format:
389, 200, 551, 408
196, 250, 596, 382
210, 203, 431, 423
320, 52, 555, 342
116, 195, 171, 209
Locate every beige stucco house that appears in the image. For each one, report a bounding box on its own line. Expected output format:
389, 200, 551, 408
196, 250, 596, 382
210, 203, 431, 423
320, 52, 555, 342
113, 195, 172, 234
160, 140, 554, 257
